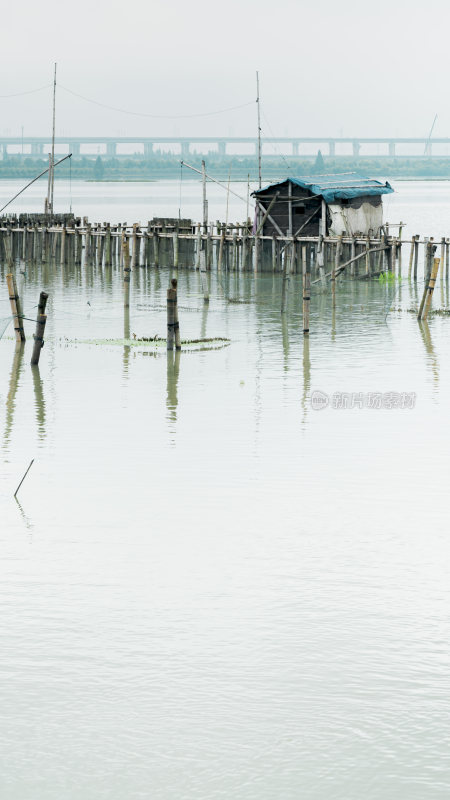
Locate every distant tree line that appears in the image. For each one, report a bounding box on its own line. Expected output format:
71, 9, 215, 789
2, 151, 450, 181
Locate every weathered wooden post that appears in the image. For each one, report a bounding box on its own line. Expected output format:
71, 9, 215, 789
199, 249, 209, 302
206, 224, 212, 270
85, 223, 91, 262
413, 235, 419, 280
440, 236, 445, 280
408, 236, 415, 279
195, 223, 202, 270
31, 292, 48, 366
231, 229, 238, 272
60, 224, 66, 267
350, 236, 357, 277
167, 278, 181, 350
105, 223, 112, 267
302, 244, 311, 335
22, 226, 27, 261
281, 243, 293, 314
123, 235, 131, 307
254, 234, 261, 273
418, 246, 436, 319
166, 278, 181, 351
217, 224, 225, 272
6, 273, 26, 342
131, 223, 139, 268
365, 235, 371, 277
332, 234, 342, 308
153, 229, 160, 267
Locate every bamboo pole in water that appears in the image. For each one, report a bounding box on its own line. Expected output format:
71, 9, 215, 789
440, 237, 445, 280
420, 257, 440, 321
408, 236, 415, 279
60, 225, 66, 267
167, 279, 181, 350
172, 278, 181, 350
281, 242, 293, 313
153, 230, 159, 268
365, 235, 371, 277
105, 224, 112, 267
123, 235, 131, 308
413, 235, 419, 280
332, 234, 342, 308
31, 312, 48, 366
302, 244, 310, 335
6, 273, 25, 343
417, 244, 434, 319
132, 224, 138, 269
199, 249, 209, 302
350, 236, 356, 278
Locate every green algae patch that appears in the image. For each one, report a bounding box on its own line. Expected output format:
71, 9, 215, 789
60, 336, 231, 349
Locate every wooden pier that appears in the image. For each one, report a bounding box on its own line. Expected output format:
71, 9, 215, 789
0, 215, 443, 281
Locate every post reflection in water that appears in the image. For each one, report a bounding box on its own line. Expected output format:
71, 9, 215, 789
301, 334, 311, 424
31, 365, 46, 442
418, 319, 439, 389
166, 350, 181, 438
200, 299, 209, 341
123, 305, 131, 377
3, 343, 25, 453
281, 313, 289, 371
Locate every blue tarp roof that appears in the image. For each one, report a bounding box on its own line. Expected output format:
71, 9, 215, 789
254, 173, 394, 203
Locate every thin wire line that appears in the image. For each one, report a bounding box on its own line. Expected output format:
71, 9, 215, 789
261, 109, 293, 174
0, 84, 52, 98
58, 84, 255, 119
69, 156, 73, 214
178, 162, 183, 221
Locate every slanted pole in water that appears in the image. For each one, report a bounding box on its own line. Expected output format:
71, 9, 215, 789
420, 257, 440, 321
6, 273, 25, 343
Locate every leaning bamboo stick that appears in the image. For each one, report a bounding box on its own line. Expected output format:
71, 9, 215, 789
6, 273, 25, 342
420, 257, 440, 321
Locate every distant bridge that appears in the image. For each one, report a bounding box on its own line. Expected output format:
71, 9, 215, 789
1, 136, 450, 159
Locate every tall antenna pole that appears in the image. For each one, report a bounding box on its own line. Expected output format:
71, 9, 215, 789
201, 159, 208, 233
49, 62, 57, 215
256, 71, 262, 189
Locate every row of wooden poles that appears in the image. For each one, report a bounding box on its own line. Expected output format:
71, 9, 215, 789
1, 219, 447, 279
1, 223, 445, 347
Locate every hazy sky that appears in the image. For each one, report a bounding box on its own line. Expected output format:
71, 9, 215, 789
2, 0, 449, 142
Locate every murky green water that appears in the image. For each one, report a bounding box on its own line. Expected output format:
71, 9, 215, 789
1, 180, 450, 799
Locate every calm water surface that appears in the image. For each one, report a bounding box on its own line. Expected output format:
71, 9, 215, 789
1, 180, 450, 799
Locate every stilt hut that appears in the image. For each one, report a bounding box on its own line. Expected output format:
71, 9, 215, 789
252, 173, 394, 238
